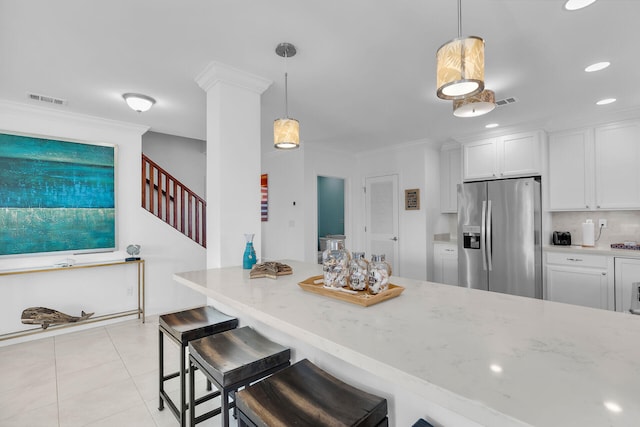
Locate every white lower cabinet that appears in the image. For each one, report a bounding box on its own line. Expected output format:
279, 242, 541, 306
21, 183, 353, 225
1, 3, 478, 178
614, 257, 640, 314
545, 252, 614, 310
433, 243, 458, 285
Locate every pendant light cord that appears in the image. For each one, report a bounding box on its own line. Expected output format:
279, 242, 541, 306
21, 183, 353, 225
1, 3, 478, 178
285, 72, 289, 118
457, 0, 462, 37
284, 48, 289, 119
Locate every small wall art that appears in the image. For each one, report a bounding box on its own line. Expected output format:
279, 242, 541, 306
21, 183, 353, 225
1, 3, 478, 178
405, 188, 420, 211
261, 173, 268, 221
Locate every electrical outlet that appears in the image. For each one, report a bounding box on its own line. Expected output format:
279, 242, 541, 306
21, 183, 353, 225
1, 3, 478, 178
127, 286, 133, 296
598, 219, 608, 229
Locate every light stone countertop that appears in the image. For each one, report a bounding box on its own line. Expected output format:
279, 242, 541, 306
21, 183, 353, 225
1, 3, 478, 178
174, 261, 640, 427
545, 244, 640, 258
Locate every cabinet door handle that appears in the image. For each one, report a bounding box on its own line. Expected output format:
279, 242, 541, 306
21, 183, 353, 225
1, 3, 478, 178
566, 258, 583, 262
602, 272, 607, 276
445, 249, 454, 252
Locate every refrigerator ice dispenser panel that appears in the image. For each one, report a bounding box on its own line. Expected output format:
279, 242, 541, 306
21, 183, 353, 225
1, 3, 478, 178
462, 225, 481, 250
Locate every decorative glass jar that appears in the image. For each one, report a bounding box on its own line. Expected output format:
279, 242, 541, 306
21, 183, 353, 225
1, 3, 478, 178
368, 254, 390, 295
349, 252, 369, 291
322, 239, 350, 288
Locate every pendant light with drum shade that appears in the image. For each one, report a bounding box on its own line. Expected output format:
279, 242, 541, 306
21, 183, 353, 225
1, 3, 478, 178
453, 89, 495, 117
436, 0, 485, 100
274, 42, 300, 149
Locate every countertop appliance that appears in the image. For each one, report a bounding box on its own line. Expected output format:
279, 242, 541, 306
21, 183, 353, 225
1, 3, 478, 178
552, 231, 571, 246
457, 178, 542, 299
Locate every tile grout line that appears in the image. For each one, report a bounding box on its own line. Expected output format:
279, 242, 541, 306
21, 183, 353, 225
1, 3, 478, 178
105, 322, 160, 426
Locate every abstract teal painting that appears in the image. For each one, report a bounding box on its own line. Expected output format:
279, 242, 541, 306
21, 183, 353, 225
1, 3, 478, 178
0, 132, 115, 256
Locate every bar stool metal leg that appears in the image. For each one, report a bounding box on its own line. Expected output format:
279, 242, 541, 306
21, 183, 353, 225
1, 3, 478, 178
180, 342, 186, 427
189, 360, 196, 427
158, 329, 164, 411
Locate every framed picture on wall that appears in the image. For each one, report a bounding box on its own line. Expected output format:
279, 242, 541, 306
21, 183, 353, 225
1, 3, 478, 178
0, 131, 116, 257
405, 188, 420, 210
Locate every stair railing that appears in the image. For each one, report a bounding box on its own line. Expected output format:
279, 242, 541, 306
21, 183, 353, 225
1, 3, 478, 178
141, 154, 206, 248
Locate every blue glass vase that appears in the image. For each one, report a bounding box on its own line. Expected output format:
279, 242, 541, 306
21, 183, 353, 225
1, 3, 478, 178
243, 233, 257, 269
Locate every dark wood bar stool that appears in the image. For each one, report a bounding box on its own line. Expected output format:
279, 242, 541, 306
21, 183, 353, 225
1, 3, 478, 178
236, 358, 388, 427
188, 326, 291, 427
158, 306, 238, 427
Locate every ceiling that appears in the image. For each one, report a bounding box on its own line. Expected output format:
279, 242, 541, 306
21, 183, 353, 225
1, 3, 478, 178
1, 0, 639, 153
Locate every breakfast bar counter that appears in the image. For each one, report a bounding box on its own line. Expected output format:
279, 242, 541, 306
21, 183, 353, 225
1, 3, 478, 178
174, 261, 640, 426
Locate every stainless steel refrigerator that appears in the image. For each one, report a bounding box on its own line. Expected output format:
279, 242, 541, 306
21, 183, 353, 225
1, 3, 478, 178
457, 177, 542, 299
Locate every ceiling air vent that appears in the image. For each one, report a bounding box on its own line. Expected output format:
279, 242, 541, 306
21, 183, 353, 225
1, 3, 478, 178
27, 92, 67, 106
495, 97, 517, 107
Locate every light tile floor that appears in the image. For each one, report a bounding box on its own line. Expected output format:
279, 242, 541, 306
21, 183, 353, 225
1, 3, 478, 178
0, 316, 236, 427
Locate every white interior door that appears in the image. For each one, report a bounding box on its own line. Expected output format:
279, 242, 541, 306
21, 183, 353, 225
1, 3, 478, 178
365, 175, 399, 275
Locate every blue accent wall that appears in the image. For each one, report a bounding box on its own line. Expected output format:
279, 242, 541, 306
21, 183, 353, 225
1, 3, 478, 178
317, 176, 344, 249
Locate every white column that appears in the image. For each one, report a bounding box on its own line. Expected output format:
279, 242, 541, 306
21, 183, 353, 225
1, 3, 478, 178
196, 62, 272, 268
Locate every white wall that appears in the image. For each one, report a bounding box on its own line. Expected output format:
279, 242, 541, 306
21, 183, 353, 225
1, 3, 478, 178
261, 147, 306, 262
261, 144, 359, 264
357, 142, 434, 280
0, 101, 205, 342
142, 131, 206, 197
303, 145, 359, 263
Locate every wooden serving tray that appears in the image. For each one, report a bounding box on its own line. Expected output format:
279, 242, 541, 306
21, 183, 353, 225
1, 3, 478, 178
297, 275, 404, 307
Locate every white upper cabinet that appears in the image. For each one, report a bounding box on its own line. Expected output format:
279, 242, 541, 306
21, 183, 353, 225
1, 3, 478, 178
440, 145, 462, 213
463, 131, 543, 181
594, 121, 640, 209
500, 132, 543, 177
463, 138, 497, 180
548, 129, 592, 210
549, 120, 640, 211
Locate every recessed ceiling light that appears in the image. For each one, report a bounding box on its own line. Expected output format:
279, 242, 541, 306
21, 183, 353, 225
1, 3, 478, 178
485, 123, 499, 129
596, 98, 616, 105
603, 401, 622, 413
490, 364, 503, 373
564, 0, 597, 11
585, 61, 610, 72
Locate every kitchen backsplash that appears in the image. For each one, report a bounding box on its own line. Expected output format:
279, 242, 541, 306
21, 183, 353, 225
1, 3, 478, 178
551, 211, 640, 248
443, 211, 640, 248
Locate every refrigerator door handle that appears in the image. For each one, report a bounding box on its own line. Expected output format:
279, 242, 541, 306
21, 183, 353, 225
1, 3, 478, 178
487, 199, 493, 271
481, 200, 487, 271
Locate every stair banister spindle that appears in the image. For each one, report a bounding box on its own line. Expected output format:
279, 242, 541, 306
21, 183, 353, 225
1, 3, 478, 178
141, 154, 206, 247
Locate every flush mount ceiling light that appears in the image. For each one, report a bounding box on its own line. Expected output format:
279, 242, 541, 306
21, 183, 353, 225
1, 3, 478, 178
436, 0, 485, 100
123, 93, 156, 112
273, 42, 300, 150
585, 61, 610, 72
453, 89, 495, 117
564, 0, 597, 11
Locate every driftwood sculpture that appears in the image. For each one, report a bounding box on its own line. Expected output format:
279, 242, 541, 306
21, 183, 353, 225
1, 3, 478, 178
21, 307, 94, 330
249, 262, 293, 279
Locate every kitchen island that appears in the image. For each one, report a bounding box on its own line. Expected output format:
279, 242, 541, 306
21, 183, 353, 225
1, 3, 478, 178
174, 261, 640, 426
